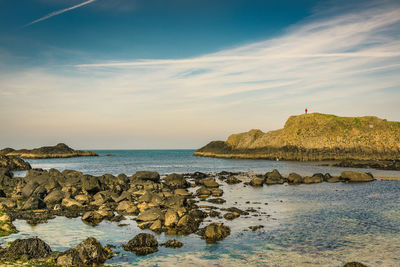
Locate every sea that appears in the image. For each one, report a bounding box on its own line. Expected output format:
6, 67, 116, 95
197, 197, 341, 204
4, 150, 400, 266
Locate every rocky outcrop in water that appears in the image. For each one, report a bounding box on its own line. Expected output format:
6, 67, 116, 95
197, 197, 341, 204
123, 233, 159, 255
2, 143, 98, 159
333, 160, 400, 171
195, 113, 400, 161
0, 237, 52, 261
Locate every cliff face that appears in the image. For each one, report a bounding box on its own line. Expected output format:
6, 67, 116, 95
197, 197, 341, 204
194, 113, 400, 161
2, 143, 98, 159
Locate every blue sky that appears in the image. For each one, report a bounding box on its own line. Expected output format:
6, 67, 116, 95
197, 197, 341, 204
0, 0, 399, 149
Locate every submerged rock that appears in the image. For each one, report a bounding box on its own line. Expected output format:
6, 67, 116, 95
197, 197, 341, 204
123, 233, 158, 256
161, 239, 183, 248
57, 237, 111, 266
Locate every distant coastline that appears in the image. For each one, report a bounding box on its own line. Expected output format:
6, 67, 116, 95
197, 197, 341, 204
195, 113, 400, 163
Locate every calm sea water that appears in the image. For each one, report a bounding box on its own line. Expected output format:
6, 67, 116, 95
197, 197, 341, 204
16, 149, 400, 177
4, 150, 400, 266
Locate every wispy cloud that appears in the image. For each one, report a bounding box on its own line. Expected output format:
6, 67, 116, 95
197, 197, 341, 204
25, 0, 96, 27
2, 1, 400, 148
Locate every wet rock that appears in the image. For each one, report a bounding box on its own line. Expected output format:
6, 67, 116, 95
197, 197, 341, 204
164, 173, 188, 188
164, 209, 179, 227
82, 211, 104, 226
161, 239, 183, 248
136, 207, 164, 222
265, 169, 286, 185
207, 198, 226, 204
74, 194, 90, 205
43, 190, 64, 205
224, 212, 240, 220
201, 223, 231, 242
149, 219, 162, 231
211, 188, 223, 197
132, 171, 160, 182
123, 233, 158, 256
116, 201, 139, 215
250, 176, 264, 186
304, 173, 324, 184
196, 187, 211, 198
174, 188, 192, 196
0, 237, 52, 260
198, 177, 219, 188
57, 237, 111, 266
222, 207, 248, 215
81, 175, 101, 195
288, 173, 303, 184
226, 176, 242, 184
342, 262, 367, 267
21, 181, 39, 198
340, 171, 374, 182
209, 210, 221, 217
62, 198, 83, 208
249, 225, 264, 231
22, 196, 46, 210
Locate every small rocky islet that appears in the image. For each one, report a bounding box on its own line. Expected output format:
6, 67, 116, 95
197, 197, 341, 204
0, 166, 375, 265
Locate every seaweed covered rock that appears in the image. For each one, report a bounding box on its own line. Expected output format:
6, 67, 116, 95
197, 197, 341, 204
123, 233, 158, 256
0, 237, 52, 260
161, 239, 183, 248
57, 237, 111, 266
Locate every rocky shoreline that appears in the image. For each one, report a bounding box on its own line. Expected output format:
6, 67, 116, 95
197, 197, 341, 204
0, 166, 378, 265
1, 143, 98, 159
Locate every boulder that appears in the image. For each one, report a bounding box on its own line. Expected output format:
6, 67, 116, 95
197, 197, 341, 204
211, 188, 223, 197
164, 173, 188, 188
22, 196, 46, 210
202, 223, 230, 242
57, 237, 111, 266
223, 212, 240, 220
81, 175, 101, 195
62, 198, 83, 208
174, 189, 192, 196
265, 169, 286, 185
0, 237, 52, 260
136, 207, 164, 222
340, 171, 374, 182
74, 194, 90, 205
304, 173, 324, 184
132, 171, 160, 182
250, 176, 264, 186
43, 190, 64, 205
123, 233, 158, 256
82, 211, 104, 226
164, 209, 179, 227
21, 181, 39, 198
198, 178, 219, 188
288, 173, 303, 184
196, 187, 211, 198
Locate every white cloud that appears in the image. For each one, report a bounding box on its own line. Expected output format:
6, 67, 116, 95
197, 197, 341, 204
2, 2, 400, 148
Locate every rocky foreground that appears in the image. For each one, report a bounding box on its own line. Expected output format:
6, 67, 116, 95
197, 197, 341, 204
0, 143, 98, 159
0, 167, 375, 265
195, 113, 400, 162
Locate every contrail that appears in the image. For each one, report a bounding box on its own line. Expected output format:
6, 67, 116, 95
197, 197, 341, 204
25, 0, 96, 27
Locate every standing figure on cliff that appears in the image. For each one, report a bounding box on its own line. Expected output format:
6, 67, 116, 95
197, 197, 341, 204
305, 108, 308, 114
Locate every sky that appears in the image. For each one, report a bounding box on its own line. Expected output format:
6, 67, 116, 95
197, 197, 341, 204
0, 0, 399, 149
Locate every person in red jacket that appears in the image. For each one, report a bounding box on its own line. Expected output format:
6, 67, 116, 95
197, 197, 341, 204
305, 108, 308, 114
